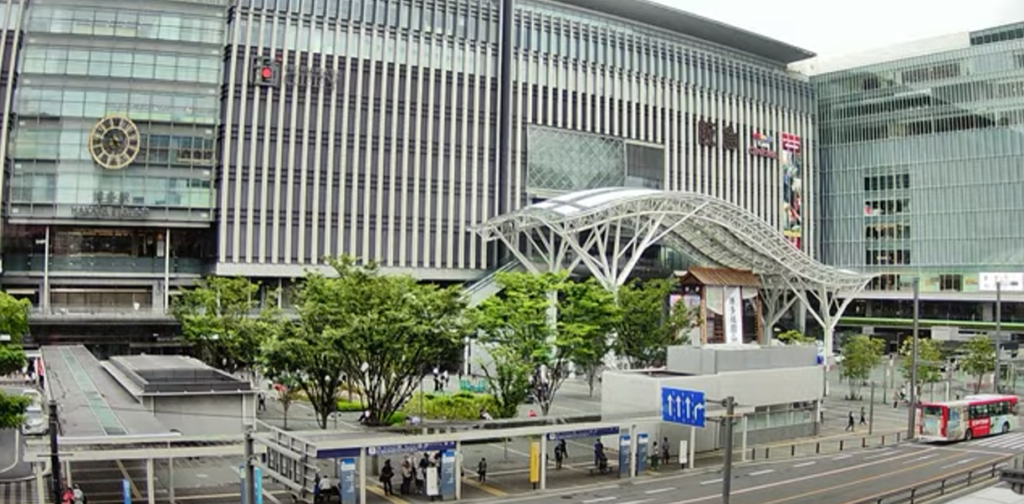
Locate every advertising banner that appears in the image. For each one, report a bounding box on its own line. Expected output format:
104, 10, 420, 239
636, 433, 649, 473
338, 458, 356, 504
528, 442, 541, 485
723, 286, 744, 345
440, 450, 456, 500
780, 133, 803, 250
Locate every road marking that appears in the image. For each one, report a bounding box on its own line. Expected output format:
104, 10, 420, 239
831, 454, 852, 460
792, 461, 816, 468
462, 477, 509, 497
748, 469, 775, 476
753, 452, 966, 504
700, 478, 723, 485
367, 485, 410, 504
836, 457, 1010, 504
863, 451, 900, 460
486, 443, 531, 458
941, 457, 977, 469
673, 448, 939, 504
583, 497, 617, 503
903, 453, 937, 464
618, 500, 652, 504
645, 487, 674, 495
115, 460, 142, 500
0, 430, 20, 475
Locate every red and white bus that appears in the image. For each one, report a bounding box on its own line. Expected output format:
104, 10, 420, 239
918, 394, 1019, 442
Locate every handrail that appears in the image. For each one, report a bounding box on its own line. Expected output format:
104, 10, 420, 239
848, 456, 1010, 504
463, 260, 522, 296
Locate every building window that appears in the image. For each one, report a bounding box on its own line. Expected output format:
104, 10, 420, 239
865, 250, 911, 266
939, 275, 963, 292
868, 275, 901, 291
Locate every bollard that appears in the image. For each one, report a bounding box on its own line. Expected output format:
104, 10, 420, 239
839, 440, 844, 451
897, 432, 902, 443
791, 445, 796, 457
881, 435, 885, 446
765, 447, 770, 459
815, 442, 820, 454
862, 437, 867, 448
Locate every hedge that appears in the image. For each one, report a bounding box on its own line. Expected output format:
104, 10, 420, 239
402, 392, 501, 420
336, 399, 365, 412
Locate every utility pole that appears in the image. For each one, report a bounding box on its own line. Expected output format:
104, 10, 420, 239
868, 381, 875, 435
244, 429, 256, 504
906, 277, 920, 440
722, 396, 736, 504
995, 281, 1003, 394
48, 400, 62, 504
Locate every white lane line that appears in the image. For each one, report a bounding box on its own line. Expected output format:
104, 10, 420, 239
748, 469, 775, 476
793, 461, 817, 468
582, 497, 616, 504
700, 478, 723, 485
941, 457, 977, 469
618, 499, 652, 504
903, 453, 937, 464
645, 488, 674, 495
831, 454, 852, 460
864, 451, 898, 460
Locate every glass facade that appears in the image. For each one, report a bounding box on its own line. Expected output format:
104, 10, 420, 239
8, 0, 225, 224
815, 24, 1024, 293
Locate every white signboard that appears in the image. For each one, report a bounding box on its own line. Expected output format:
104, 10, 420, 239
678, 440, 689, 465
979, 272, 1024, 292
723, 286, 744, 345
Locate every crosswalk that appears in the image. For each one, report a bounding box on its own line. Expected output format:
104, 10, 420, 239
0, 479, 38, 504
964, 431, 1024, 452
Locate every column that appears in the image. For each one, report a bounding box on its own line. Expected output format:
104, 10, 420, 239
35, 463, 45, 504
168, 457, 175, 504
147, 458, 156, 504
163, 228, 171, 314
42, 226, 51, 311
65, 460, 72, 487
741, 416, 749, 462
539, 435, 547, 490
358, 448, 367, 504
688, 426, 696, 469
628, 424, 637, 478
454, 441, 462, 500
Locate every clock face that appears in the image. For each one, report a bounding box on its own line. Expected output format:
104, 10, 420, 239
89, 116, 141, 170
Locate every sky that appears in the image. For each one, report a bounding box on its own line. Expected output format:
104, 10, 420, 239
652, 0, 1024, 59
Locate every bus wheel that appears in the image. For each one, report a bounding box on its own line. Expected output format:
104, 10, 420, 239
965, 429, 973, 441
1002, 423, 1010, 434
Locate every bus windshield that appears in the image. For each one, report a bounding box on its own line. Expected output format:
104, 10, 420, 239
921, 406, 944, 417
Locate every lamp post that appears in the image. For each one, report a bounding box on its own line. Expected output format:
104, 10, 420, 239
906, 277, 919, 440
995, 281, 1003, 394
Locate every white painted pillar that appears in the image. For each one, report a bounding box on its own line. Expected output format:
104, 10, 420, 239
454, 441, 462, 500
688, 426, 697, 469
35, 463, 45, 504
539, 435, 547, 490
741, 416, 749, 462
628, 424, 637, 478
168, 457, 175, 503
358, 448, 367, 504
147, 458, 156, 504
65, 460, 72, 487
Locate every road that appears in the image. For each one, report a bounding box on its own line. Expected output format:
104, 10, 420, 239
487, 437, 1016, 504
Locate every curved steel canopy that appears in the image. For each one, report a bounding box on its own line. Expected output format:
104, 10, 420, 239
476, 187, 874, 290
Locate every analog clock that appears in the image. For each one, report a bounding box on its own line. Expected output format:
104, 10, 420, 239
89, 116, 141, 170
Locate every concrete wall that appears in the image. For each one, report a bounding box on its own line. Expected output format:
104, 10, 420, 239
667, 346, 819, 375
601, 365, 821, 454
146, 394, 253, 435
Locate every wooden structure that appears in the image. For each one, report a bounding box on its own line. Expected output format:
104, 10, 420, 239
678, 267, 763, 346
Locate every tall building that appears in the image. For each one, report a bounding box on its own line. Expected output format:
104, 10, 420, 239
805, 23, 1024, 335
1, 0, 817, 350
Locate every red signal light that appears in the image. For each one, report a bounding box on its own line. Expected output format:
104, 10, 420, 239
260, 67, 273, 79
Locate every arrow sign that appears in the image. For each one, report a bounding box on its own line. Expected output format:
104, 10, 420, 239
661, 387, 705, 428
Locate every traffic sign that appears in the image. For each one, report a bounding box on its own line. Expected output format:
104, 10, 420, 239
661, 387, 706, 427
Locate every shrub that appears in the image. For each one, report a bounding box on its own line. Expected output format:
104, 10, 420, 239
336, 399, 365, 412
402, 392, 502, 420
386, 412, 407, 425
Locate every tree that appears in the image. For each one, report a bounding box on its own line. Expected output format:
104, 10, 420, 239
840, 335, 885, 400
0, 290, 32, 430
262, 317, 345, 430
172, 276, 281, 380
0, 391, 31, 430
479, 345, 532, 418
777, 330, 814, 346
960, 335, 995, 394
273, 374, 302, 430
559, 278, 621, 397
613, 278, 696, 369
899, 337, 943, 397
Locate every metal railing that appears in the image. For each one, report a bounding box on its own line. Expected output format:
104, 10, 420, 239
744, 431, 906, 461
850, 458, 1008, 504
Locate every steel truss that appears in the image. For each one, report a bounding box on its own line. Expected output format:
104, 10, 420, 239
476, 188, 878, 353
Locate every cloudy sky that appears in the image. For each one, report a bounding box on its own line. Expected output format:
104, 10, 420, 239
652, 0, 1024, 58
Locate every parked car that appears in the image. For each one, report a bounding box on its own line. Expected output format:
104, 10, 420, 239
22, 404, 47, 436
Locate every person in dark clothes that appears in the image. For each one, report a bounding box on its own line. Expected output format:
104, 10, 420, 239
380, 459, 395, 496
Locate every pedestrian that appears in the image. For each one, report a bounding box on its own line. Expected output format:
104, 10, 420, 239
554, 443, 564, 469
477, 457, 488, 482
661, 437, 670, 465
257, 391, 266, 411
859, 406, 866, 425
72, 484, 85, 504
380, 459, 395, 496
651, 441, 660, 469
846, 411, 855, 431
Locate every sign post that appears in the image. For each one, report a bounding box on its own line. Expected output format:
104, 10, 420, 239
980, 273, 1024, 394
440, 450, 456, 500
337, 458, 356, 504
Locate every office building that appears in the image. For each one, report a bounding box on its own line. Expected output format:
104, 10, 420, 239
804, 23, 1024, 335
1, 0, 817, 349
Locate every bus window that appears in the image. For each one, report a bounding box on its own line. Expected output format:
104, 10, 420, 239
921, 406, 943, 417
1013, 402, 1020, 415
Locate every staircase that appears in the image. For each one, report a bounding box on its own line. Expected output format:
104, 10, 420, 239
463, 260, 525, 307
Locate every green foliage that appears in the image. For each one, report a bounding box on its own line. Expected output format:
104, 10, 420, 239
273, 374, 302, 430
402, 392, 502, 420
0, 390, 32, 430
478, 345, 532, 418
899, 337, 943, 385
840, 335, 885, 400
267, 257, 471, 428
613, 278, 695, 369
777, 330, 814, 346
0, 291, 30, 341
172, 276, 282, 375
559, 278, 621, 397
960, 335, 996, 393
0, 344, 27, 377
336, 399, 365, 413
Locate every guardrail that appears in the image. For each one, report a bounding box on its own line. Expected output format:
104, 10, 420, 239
743, 431, 906, 462
849, 458, 1008, 504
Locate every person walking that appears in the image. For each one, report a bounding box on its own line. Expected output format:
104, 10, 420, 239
846, 411, 855, 432
380, 460, 395, 496
477, 458, 488, 482
859, 406, 866, 426
257, 391, 267, 411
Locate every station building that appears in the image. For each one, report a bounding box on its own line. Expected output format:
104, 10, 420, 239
0, 0, 818, 349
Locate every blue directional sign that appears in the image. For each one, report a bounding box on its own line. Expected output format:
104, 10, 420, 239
661, 387, 706, 427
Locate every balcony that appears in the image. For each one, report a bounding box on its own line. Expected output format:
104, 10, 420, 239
31, 304, 176, 324
4, 254, 204, 275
